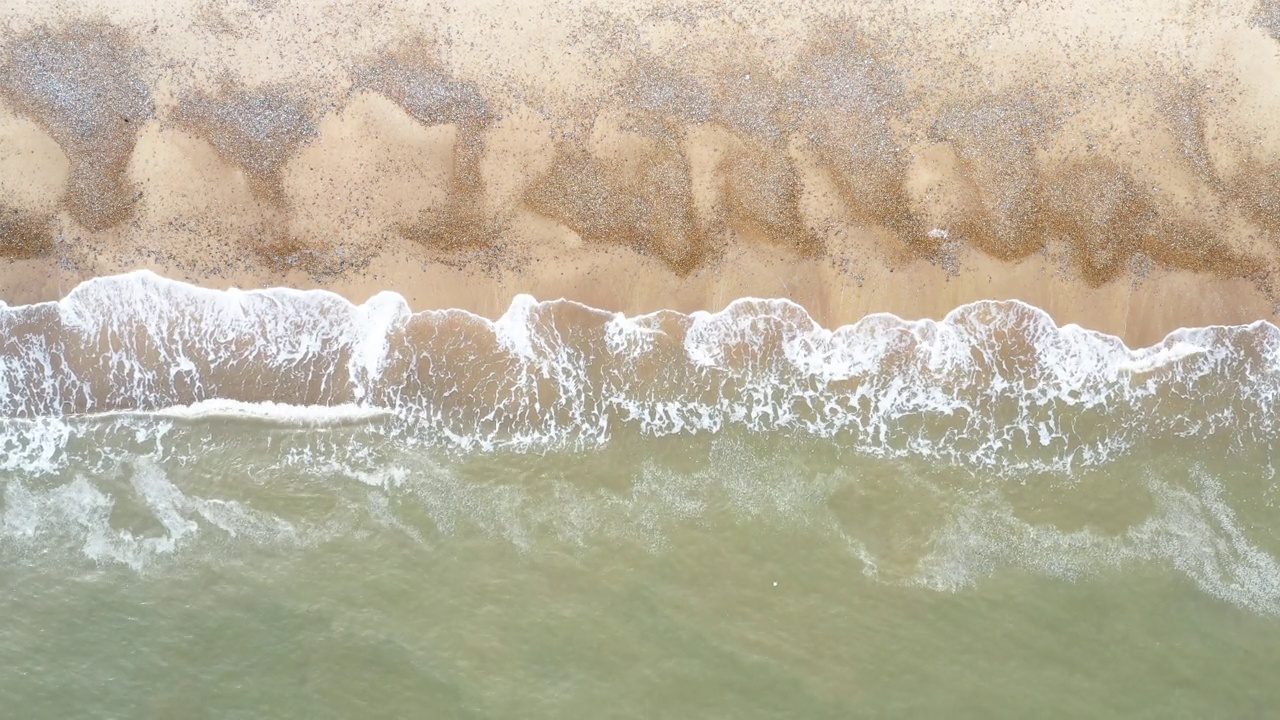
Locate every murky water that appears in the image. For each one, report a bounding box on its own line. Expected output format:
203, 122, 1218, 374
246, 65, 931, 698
3, 275, 1279, 716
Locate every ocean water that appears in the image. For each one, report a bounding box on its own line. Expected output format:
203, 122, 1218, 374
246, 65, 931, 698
3, 271, 1280, 717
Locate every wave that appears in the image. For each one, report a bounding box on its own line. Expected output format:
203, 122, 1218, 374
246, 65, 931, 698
3, 275, 1278, 614
3, 270, 1280, 470
146, 399, 394, 425
2, 420, 1277, 616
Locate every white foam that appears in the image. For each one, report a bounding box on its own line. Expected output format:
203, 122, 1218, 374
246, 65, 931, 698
347, 291, 412, 400
4, 271, 1280, 469
1118, 341, 1207, 374
492, 293, 541, 361
911, 466, 1280, 616
0, 417, 74, 476
1134, 469, 1280, 616
604, 312, 662, 359
148, 399, 392, 425
1, 459, 302, 570
2, 395, 1277, 622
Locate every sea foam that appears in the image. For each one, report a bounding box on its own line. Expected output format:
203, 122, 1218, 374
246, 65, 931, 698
1, 270, 1278, 471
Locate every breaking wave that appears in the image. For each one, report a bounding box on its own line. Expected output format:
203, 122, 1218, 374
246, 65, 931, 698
2, 271, 1279, 616
2, 270, 1279, 469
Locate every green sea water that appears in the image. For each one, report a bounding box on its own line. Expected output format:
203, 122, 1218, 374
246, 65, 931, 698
3, 275, 1280, 717
2, 422, 1279, 718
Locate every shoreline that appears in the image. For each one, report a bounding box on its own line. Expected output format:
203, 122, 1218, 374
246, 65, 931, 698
3, 247, 1273, 349
2, 0, 1279, 347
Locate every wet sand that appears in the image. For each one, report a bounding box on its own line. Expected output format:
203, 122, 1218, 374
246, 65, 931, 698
2, 0, 1279, 346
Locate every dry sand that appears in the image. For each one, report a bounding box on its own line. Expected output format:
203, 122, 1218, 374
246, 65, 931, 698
2, 0, 1279, 346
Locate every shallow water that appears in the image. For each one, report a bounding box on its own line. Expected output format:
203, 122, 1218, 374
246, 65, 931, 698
3, 274, 1280, 716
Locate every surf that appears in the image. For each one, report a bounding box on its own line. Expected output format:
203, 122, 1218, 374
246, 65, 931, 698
1, 271, 1277, 469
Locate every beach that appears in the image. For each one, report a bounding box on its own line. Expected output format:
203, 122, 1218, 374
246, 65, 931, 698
4, 1, 1280, 716
2, 0, 1279, 344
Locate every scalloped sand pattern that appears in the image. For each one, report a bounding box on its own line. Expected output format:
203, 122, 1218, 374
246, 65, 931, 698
0, 0, 1278, 343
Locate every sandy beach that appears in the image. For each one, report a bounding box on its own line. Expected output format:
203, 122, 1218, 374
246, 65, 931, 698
2, 0, 1279, 346
9, 4, 1280, 712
